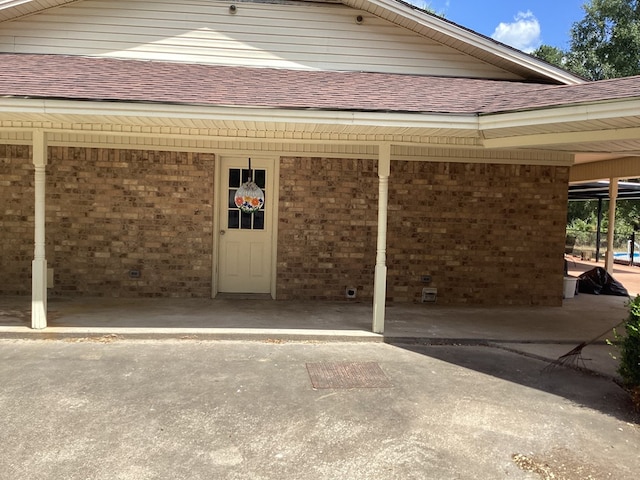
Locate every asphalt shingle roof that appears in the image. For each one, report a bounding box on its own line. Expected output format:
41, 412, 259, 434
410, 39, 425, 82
483, 75, 640, 113
1, 54, 639, 115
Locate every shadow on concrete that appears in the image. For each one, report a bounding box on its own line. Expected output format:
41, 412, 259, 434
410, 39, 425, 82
2, 293, 639, 424
388, 341, 640, 425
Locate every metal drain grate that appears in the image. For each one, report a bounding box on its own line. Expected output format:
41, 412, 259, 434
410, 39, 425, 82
306, 362, 392, 389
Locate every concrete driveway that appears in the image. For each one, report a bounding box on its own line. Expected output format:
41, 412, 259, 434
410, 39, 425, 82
1, 338, 638, 479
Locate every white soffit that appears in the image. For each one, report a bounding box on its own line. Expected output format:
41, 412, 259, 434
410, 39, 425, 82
0, 97, 481, 139
0, 0, 79, 21
479, 98, 640, 157
480, 99, 640, 131
480, 99, 640, 146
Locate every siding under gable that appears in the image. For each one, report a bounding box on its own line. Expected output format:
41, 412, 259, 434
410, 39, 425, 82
0, 0, 521, 79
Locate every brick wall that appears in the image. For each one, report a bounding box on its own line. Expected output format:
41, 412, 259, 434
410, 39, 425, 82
387, 161, 569, 305
0, 145, 33, 294
277, 157, 378, 300
277, 158, 569, 305
3, 147, 568, 305
1, 147, 215, 297
47, 148, 215, 297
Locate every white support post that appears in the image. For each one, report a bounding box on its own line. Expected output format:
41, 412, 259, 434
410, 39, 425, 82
604, 178, 619, 274
31, 130, 48, 329
372, 143, 391, 334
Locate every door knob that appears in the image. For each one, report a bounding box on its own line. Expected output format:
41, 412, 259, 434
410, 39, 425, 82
220, 230, 226, 235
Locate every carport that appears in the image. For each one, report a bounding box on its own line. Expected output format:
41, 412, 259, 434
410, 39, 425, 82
568, 180, 640, 266
569, 179, 640, 274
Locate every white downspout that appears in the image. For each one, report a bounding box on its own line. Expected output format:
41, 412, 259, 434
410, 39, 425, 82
372, 143, 391, 334
604, 178, 619, 274
31, 130, 48, 329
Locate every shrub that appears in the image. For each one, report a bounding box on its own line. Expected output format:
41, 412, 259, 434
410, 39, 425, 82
615, 295, 640, 409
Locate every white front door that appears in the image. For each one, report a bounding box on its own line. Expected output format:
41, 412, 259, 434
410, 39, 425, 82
217, 157, 274, 294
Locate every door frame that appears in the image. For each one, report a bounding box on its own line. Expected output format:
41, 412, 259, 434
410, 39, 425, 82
212, 153, 280, 299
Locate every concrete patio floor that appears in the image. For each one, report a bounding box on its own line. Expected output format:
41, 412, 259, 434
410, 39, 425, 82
0, 291, 635, 380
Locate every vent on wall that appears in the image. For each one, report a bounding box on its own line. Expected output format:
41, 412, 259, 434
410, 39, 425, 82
421, 287, 437, 303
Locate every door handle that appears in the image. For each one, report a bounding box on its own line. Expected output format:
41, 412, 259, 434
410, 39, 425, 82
220, 230, 226, 236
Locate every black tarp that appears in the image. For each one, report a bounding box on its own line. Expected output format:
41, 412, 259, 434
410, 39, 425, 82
578, 267, 629, 296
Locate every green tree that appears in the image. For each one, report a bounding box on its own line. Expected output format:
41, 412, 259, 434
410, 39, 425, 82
567, 197, 640, 248
566, 0, 640, 80
532, 0, 640, 80
531, 45, 567, 68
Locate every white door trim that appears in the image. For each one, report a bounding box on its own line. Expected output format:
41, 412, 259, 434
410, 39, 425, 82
211, 155, 221, 298
270, 157, 280, 299
213, 154, 279, 298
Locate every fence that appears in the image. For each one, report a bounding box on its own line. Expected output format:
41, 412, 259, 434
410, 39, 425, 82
565, 229, 639, 263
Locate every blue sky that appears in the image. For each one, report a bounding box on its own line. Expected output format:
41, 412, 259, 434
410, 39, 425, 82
411, 1, 587, 52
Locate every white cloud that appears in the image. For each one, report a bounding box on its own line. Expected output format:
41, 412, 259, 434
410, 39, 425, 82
491, 11, 541, 53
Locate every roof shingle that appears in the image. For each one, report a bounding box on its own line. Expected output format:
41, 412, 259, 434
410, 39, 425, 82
1, 54, 639, 115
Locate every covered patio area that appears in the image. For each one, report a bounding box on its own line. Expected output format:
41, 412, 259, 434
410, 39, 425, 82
0, 292, 634, 379
2, 291, 633, 340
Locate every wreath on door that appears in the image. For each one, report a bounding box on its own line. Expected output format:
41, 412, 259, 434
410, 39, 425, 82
234, 158, 264, 213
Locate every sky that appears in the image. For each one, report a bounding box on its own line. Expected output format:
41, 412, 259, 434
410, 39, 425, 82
411, 0, 588, 53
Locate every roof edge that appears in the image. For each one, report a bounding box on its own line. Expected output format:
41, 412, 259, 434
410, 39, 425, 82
0, 96, 481, 130
480, 97, 640, 131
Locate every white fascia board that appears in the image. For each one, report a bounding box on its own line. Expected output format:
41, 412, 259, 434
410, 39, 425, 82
0, 98, 479, 131
479, 98, 640, 132
0, 0, 73, 11
348, 0, 584, 85
480, 98, 640, 149
483, 127, 640, 149
0, 0, 32, 9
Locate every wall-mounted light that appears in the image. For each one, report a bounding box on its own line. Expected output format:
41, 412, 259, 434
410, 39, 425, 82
229, 4, 237, 14
355, 15, 364, 24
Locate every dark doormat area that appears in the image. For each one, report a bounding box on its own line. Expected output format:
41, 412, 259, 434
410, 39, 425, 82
306, 362, 393, 389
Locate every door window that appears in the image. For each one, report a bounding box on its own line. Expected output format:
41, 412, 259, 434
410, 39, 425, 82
227, 168, 266, 230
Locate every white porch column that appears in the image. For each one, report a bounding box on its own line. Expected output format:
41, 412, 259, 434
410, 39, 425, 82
372, 143, 391, 334
31, 130, 48, 329
604, 178, 619, 274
